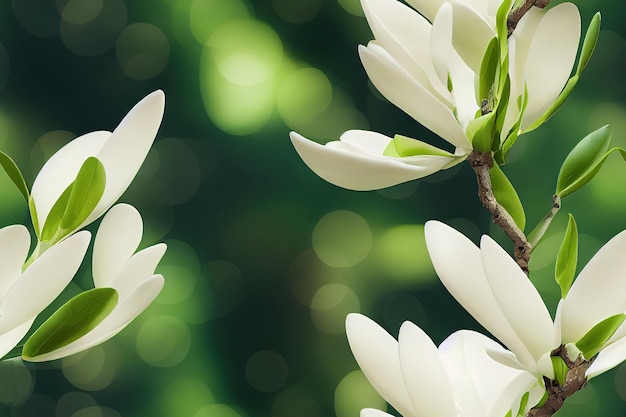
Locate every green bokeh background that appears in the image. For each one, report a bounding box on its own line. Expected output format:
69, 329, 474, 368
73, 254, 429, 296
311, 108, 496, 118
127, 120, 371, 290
0, 0, 624, 416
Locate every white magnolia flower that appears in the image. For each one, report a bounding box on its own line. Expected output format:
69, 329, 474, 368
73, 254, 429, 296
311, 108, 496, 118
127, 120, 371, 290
31, 90, 165, 239
424, 220, 626, 379
346, 313, 543, 417
0, 226, 90, 359
291, 0, 580, 191
26, 204, 166, 362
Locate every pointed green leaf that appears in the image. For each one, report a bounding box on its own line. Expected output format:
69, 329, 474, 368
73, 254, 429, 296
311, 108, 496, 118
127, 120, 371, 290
467, 112, 497, 152
556, 125, 612, 198
577, 12, 601, 75
496, 0, 513, 51
551, 356, 568, 386
555, 214, 578, 299
478, 37, 499, 107
384, 135, 456, 158
0, 151, 29, 202
490, 163, 526, 230
28, 196, 41, 240
60, 157, 106, 231
575, 314, 626, 359
517, 391, 530, 416
40, 183, 73, 242
22, 288, 118, 360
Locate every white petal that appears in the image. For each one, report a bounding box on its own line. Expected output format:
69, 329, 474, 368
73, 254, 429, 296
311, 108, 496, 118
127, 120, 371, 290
0, 319, 34, 359
85, 90, 165, 226
290, 131, 458, 191
345, 314, 416, 417
93, 204, 143, 288
403, 0, 446, 22
109, 244, 167, 297
359, 44, 470, 148
26, 275, 164, 362
0, 231, 90, 334
0, 225, 30, 300
586, 336, 626, 379
521, 3, 580, 130
560, 229, 626, 343
450, 2, 495, 73
424, 221, 536, 370
398, 321, 456, 417
480, 235, 556, 365
30, 131, 110, 233
360, 409, 395, 417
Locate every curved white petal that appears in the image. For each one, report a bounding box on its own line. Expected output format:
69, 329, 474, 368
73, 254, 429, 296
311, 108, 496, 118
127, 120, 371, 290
424, 221, 537, 370
404, 0, 446, 22
480, 236, 557, 365
26, 275, 164, 362
345, 314, 416, 417
93, 204, 143, 288
30, 131, 110, 233
0, 319, 34, 359
359, 44, 470, 148
559, 229, 626, 343
0, 231, 90, 334
0, 225, 30, 300
290, 131, 459, 191
109, 244, 167, 297
398, 321, 456, 417
450, 2, 495, 73
521, 3, 580, 130
586, 336, 626, 379
85, 90, 165, 226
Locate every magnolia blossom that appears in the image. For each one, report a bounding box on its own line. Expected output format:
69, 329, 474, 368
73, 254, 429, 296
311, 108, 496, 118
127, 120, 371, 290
30, 90, 165, 238
25, 204, 166, 362
424, 220, 626, 379
291, 0, 580, 191
346, 313, 543, 417
0, 226, 90, 358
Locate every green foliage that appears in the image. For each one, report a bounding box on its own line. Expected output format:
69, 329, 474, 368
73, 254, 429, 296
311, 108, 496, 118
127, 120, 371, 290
551, 356, 568, 386
555, 214, 578, 298
22, 288, 118, 359
0, 151, 29, 202
468, 112, 497, 152
478, 37, 499, 107
383, 135, 456, 158
489, 163, 526, 230
575, 314, 626, 359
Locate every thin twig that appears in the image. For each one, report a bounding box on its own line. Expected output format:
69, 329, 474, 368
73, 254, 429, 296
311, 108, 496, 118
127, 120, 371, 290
507, 0, 551, 36
468, 150, 531, 274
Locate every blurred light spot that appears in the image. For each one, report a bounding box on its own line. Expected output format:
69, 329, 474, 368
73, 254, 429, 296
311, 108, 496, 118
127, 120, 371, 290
334, 371, 385, 417
372, 224, 436, 283
272, 0, 321, 23
377, 181, 419, 199
204, 260, 243, 319
9, 393, 55, 417
312, 210, 372, 268
289, 249, 343, 306
336, 0, 364, 17
71, 406, 122, 417
0, 358, 33, 405
163, 379, 214, 417
189, 0, 250, 44
589, 102, 626, 148
12, 0, 60, 38
62, 0, 103, 24
194, 404, 243, 417
136, 315, 191, 367
583, 30, 626, 100
0, 43, 10, 93
116, 23, 170, 80
60, 0, 127, 56
246, 350, 289, 393
310, 283, 360, 334
56, 391, 98, 417
383, 294, 427, 333
62, 345, 117, 391
142, 138, 201, 205
271, 385, 322, 417
30, 130, 75, 178
277, 67, 332, 128
200, 19, 283, 135
156, 239, 200, 305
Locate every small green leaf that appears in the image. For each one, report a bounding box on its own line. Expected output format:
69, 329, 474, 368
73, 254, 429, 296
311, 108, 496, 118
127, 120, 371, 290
555, 214, 578, 299
551, 356, 568, 386
40, 183, 73, 242
0, 151, 29, 202
22, 288, 118, 359
496, 0, 513, 51
575, 314, 626, 359
384, 135, 456, 158
577, 12, 601, 75
517, 391, 530, 416
28, 196, 41, 240
556, 125, 612, 198
490, 163, 526, 230
478, 37, 499, 106
60, 157, 106, 231
467, 112, 497, 152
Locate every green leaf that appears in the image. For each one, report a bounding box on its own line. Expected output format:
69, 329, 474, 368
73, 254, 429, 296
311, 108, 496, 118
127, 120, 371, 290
40, 183, 73, 242
490, 163, 526, 230
22, 288, 118, 359
478, 37, 499, 107
496, 0, 513, 52
556, 125, 612, 198
517, 391, 530, 416
555, 214, 578, 298
576, 314, 626, 359
467, 112, 497, 152
500, 85, 528, 161
0, 151, 29, 202
28, 196, 41, 240
551, 356, 568, 386
577, 12, 601, 75
383, 135, 456, 158
60, 157, 106, 231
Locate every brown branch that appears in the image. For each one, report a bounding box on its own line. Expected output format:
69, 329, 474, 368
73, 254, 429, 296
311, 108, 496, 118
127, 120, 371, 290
527, 346, 591, 417
507, 0, 551, 36
468, 150, 531, 274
